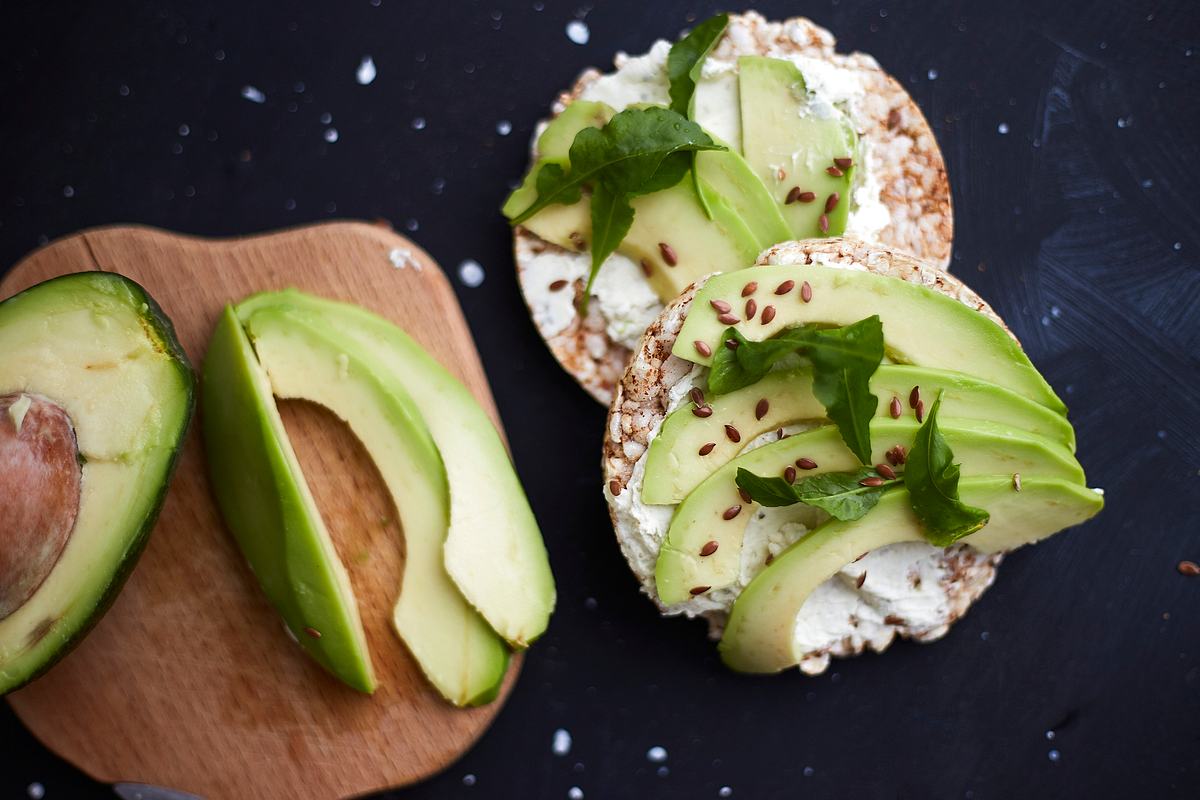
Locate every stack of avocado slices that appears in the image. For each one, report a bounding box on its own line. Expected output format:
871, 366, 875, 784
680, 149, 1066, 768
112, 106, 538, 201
203, 291, 555, 705
503, 13, 859, 304
640, 265, 1102, 673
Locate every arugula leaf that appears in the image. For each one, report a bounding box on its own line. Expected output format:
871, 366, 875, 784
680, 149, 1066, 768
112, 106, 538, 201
803, 318, 884, 464
509, 106, 723, 225
735, 467, 898, 521
586, 184, 635, 295
667, 14, 728, 117
708, 317, 884, 463
905, 392, 990, 546
667, 13, 728, 220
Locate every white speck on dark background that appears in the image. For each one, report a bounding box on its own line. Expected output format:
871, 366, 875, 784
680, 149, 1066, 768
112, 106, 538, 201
566, 20, 590, 45
62, 185, 74, 198
324, 128, 339, 143
1046, 730, 1057, 740
719, 788, 733, 798
213, 49, 225, 61
656, 766, 670, 777
405, 218, 419, 231
646, 746, 667, 763
356, 55, 377, 85
432, 177, 446, 194
583, 596, 597, 610
320, 111, 333, 125
294, 81, 306, 93
118, 84, 130, 96
1048, 749, 1061, 762
462, 773, 477, 786
459, 259, 485, 287
568, 788, 584, 800
496, 120, 512, 136
27, 783, 45, 800
997, 122, 1009, 134
552, 727, 572, 756
803, 766, 815, 777
927, 68, 939, 80
412, 117, 427, 130
178, 123, 190, 136
241, 85, 266, 103
980, 630, 990, 640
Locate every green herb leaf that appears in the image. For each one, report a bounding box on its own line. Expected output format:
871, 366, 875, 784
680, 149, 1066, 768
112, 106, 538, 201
667, 13, 728, 221
803, 317, 884, 464
905, 392, 990, 545
708, 317, 884, 463
667, 14, 728, 117
585, 184, 635, 296
509, 107, 722, 225
735, 466, 897, 521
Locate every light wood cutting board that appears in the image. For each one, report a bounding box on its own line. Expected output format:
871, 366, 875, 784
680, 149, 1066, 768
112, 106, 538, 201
1, 222, 522, 799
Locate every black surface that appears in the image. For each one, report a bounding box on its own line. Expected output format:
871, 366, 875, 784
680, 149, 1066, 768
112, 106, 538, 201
1, 1, 1198, 798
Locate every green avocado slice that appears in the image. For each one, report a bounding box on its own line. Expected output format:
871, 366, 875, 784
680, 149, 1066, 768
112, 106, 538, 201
205, 306, 511, 704
643, 365, 1077, 504
719, 476, 1104, 673
654, 418, 1085, 605
673, 265, 1067, 415
235, 291, 555, 648
738, 56, 858, 239
0, 272, 194, 695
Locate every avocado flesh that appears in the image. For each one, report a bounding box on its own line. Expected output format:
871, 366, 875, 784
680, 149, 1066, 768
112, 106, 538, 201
719, 477, 1104, 673
674, 265, 1067, 415
654, 418, 1085, 605
738, 56, 858, 239
696, 142, 793, 248
235, 290, 554, 648
203, 309, 378, 694
522, 178, 761, 302
236, 308, 509, 705
643, 365, 1077, 504
0, 273, 194, 694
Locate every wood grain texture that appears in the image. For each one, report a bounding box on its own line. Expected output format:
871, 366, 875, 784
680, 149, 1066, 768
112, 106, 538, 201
1, 222, 521, 799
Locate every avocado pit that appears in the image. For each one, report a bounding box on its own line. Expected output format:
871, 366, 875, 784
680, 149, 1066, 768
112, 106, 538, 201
0, 392, 82, 620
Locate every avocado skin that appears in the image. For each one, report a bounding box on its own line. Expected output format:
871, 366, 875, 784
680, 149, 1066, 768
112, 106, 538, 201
0, 272, 195, 695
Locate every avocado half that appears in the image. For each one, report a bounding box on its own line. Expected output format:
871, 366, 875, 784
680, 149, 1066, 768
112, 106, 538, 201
0, 272, 195, 694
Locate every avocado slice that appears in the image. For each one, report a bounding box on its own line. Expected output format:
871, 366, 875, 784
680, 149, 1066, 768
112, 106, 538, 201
643, 365, 1077, 504
521, 177, 761, 302
738, 56, 859, 239
674, 266, 1067, 415
654, 418, 1085, 605
235, 291, 554, 648
204, 306, 511, 704
719, 476, 1104, 673
0, 273, 194, 694
695, 142, 792, 248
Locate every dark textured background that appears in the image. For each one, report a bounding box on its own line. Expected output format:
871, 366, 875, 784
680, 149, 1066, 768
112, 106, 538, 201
1, 1, 1198, 798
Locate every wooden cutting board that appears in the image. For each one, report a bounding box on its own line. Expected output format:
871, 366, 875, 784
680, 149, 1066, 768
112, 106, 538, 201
1, 222, 522, 799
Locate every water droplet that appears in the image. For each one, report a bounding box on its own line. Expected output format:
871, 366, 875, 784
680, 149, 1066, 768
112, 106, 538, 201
803, 766, 815, 777
241, 85, 266, 104
118, 84, 130, 96
657, 766, 670, 777
324, 201, 337, 214
214, 49, 226, 61
324, 127, 339, 143
1048, 749, 1061, 762
27, 783, 45, 800
1050, 305, 1062, 318
566, 20, 590, 45
533, 1, 544, 10
62, 185, 75, 198
568, 788, 584, 800
462, 773, 477, 786
980, 630, 990, 640
184, 185, 196, 198
285, 198, 296, 211
927, 68, 939, 80
584, 597, 597, 610
320, 111, 333, 124
997, 122, 1009, 134
178, 123, 190, 136
405, 218, 419, 231
552, 728, 573, 756
356, 55, 377, 85
1116, 116, 1132, 128
294, 81, 306, 93
432, 177, 446, 194
412, 117, 427, 131
647, 746, 668, 763
1045, 730, 1056, 740
719, 788, 733, 798
1141, 178, 1154, 188
1173, 242, 1182, 251
459, 259, 485, 288
171, 142, 184, 155
496, 120, 513, 136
